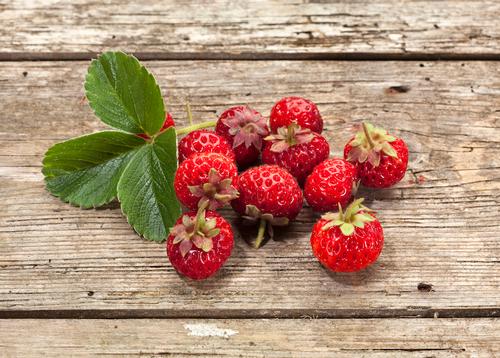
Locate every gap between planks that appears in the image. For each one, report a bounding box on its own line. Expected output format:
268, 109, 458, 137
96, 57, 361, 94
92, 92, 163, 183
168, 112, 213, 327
0, 308, 498, 320
2, 52, 500, 62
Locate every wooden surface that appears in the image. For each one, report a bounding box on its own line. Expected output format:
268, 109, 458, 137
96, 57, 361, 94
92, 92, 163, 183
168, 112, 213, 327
0, 0, 499, 356
1, 60, 499, 319
1, 318, 499, 357
1, 0, 500, 59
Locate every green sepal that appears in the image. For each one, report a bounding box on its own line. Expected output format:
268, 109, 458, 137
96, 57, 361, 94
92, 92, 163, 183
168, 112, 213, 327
321, 198, 376, 236
340, 223, 355, 236
347, 122, 399, 167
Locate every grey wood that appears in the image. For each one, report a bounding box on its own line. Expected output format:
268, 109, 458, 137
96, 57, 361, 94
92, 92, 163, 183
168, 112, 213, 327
0, 60, 498, 317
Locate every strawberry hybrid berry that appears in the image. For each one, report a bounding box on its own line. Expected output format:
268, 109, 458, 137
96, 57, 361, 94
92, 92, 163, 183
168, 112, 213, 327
174, 152, 238, 211
310, 198, 384, 272
178, 129, 235, 163
304, 158, 359, 212
262, 123, 330, 185
270, 96, 323, 134
231, 165, 303, 248
137, 113, 175, 140
344, 122, 408, 188
216, 105, 269, 167
167, 206, 234, 280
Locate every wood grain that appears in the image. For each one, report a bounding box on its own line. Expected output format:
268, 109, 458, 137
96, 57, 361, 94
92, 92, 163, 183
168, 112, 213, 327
1, 318, 499, 357
0, 60, 499, 317
1, 1, 500, 59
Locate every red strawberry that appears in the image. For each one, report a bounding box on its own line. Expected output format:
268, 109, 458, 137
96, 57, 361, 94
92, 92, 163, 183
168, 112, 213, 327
216, 105, 269, 167
344, 122, 408, 188
138, 113, 175, 140
262, 123, 330, 185
310, 198, 384, 272
178, 129, 235, 163
270, 96, 323, 134
161, 113, 175, 131
304, 158, 359, 212
231, 165, 303, 248
167, 208, 233, 280
174, 152, 238, 211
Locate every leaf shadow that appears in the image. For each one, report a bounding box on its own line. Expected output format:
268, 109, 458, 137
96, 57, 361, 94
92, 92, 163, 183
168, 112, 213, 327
94, 200, 121, 210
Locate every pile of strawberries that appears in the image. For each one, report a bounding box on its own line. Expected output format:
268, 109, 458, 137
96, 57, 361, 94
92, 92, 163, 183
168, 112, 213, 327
163, 97, 408, 280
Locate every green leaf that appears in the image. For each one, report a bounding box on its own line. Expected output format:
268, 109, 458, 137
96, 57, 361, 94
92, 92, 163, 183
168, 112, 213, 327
85, 51, 165, 136
42, 131, 146, 208
117, 128, 181, 242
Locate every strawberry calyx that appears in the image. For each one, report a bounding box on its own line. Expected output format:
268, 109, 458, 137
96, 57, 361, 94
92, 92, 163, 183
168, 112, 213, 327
169, 202, 220, 257
265, 123, 315, 153
347, 122, 398, 167
188, 168, 239, 210
243, 204, 289, 248
221, 106, 269, 150
321, 198, 375, 236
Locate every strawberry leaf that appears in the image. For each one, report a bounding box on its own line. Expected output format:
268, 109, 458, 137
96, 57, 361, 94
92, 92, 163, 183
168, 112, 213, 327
117, 128, 181, 242
85, 51, 165, 136
42, 131, 145, 208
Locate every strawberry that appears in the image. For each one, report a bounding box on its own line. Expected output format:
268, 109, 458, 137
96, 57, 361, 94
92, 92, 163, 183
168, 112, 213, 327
137, 113, 175, 140
174, 152, 238, 211
344, 122, 408, 188
231, 165, 303, 248
167, 207, 233, 280
262, 123, 330, 185
270, 96, 323, 134
216, 105, 269, 167
304, 158, 359, 212
310, 198, 384, 272
178, 129, 235, 163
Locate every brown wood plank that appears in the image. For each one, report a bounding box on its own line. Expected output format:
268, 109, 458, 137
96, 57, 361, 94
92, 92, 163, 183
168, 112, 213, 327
1, 1, 500, 58
0, 60, 499, 317
1, 318, 499, 357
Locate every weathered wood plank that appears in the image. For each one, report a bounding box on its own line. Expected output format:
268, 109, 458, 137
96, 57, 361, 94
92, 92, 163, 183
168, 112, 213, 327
0, 61, 499, 317
1, 318, 499, 357
1, 1, 500, 58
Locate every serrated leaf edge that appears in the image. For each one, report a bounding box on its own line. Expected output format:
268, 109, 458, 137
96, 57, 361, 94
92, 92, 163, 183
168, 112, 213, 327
84, 51, 166, 136
116, 129, 179, 243
42, 130, 146, 209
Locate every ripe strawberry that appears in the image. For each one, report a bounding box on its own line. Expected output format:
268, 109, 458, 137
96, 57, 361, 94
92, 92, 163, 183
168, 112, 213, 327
178, 129, 235, 163
138, 113, 175, 140
231, 165, 303, 247
167, 208, 233, 280
304, 158, 359, 212
262, 123, 330, 185
216, 105, 269, 167
174, 152, 238, 210
270, 96, 323, 134
310, 198, 384, 272
344, 122, 408, 188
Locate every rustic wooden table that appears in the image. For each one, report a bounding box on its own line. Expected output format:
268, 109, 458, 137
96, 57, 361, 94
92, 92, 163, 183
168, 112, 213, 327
1, 1, 499, 356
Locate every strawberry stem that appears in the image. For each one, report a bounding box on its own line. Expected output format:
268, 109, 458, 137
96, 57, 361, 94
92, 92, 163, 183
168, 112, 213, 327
176, 121, 217, 136
362, 122, 375, 149
193, 200, 209, 234
254, 218, 267, 249
287, 125, 295, 146
185, 102, 193, 126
